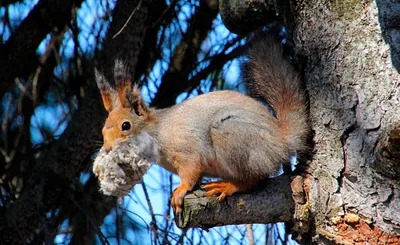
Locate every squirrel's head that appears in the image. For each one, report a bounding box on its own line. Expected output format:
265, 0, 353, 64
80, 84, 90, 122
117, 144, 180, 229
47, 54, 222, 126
95, 60, 155, 154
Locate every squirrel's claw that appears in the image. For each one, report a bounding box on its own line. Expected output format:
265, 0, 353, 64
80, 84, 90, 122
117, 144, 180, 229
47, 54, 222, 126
204, 181, 239, 201
171, 185, 188, 214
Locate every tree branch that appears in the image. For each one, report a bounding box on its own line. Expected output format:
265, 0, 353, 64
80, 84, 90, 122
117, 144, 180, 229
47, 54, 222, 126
150, 0, 219, 108
175, 176, 294, 229
0, 0, 85, 97
219, 0, 277, 35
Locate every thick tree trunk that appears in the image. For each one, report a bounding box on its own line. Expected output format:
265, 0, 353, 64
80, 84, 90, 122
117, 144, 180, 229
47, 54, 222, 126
286, 0, 400, 243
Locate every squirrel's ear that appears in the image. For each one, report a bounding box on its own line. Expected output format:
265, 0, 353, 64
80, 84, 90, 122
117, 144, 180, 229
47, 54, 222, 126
113, 60, 152, 118
95, 68, 120, 112
114, 59, 135, 108
128, 85, 152, 118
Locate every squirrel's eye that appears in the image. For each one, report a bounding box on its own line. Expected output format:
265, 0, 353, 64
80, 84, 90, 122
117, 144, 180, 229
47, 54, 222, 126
121, 121, 131, 131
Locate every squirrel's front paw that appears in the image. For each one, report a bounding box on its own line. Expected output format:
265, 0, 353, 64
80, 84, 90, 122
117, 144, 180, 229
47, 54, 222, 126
204, 181, 239, 201
171, 185, 188, 214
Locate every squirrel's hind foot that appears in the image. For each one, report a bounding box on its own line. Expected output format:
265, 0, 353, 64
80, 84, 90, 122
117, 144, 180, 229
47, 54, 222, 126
204, 180, 255, 201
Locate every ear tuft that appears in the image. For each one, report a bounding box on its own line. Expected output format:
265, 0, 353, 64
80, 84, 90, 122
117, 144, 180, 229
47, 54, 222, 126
94, 68, 119, 112
114, 60, 133, 108
104, 60, 152, 119
94, 68, 110, 91
114, 59, 131, 82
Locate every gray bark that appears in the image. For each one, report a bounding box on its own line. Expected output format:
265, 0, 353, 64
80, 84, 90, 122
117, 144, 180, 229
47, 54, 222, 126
183, 0, 400, 244
288, 0, 400, 242
176, 176, 294, 229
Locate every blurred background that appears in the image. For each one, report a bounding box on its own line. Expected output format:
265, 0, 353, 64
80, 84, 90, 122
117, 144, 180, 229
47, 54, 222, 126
0, 0, 296, 244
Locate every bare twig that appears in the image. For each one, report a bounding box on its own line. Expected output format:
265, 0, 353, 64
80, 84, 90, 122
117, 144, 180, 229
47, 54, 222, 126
246, 224, 255, 245
112, 0, 143, 39
151, 0, 177, 28
69, 194, 111, 245
141, 182, 158, 244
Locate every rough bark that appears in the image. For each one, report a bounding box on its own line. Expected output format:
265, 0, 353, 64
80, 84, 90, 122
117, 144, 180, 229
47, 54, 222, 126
182, 0, 400, 244
376, 124, 400, 177
175, 176, 293, 229
286, 0, 400, 243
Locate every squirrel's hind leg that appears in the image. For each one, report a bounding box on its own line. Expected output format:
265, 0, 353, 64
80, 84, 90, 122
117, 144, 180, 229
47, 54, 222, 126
204, 180, 258, 201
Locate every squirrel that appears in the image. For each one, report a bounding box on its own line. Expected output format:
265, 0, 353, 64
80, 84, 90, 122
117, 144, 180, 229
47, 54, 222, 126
95, 34, 309, 214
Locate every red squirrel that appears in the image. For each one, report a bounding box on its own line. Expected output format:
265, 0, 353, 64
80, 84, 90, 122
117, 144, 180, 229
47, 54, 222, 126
95, 35, 309, 213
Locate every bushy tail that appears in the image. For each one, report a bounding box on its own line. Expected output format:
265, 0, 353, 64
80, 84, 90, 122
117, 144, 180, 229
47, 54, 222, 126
243, 34, 309, 153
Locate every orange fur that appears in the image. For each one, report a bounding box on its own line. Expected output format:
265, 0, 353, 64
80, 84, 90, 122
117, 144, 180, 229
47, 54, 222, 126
100, 89, 115, 112
102, 109, 138, 152
117, 85, 131, 108
204, 181, 257, 201
171, 155, 203, 213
